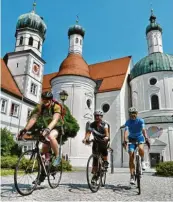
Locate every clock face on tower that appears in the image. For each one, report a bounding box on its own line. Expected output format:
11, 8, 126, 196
32, 63, 40, 75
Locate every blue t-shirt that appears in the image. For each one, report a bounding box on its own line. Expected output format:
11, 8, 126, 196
125, 118, 145, 138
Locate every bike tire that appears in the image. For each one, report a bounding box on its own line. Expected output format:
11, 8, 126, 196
86, 154, 101, 193
14, 150, 41, 196
136, 155, 141, 195
101, 170, 106, 187
48, 157, 62, 188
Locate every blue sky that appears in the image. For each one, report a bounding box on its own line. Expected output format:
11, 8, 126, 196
1, 0, 173, 74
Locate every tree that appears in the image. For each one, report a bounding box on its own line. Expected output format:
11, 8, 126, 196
1, 128, 22, 156
30, 105, 80, 144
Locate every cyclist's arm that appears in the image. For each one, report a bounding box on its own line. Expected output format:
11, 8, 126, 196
104, 127, 109, 139
47, 104, 61, 130
124, 123, 129, 142
47, 113, 61, 130
141, 120, 148, 140
24, 105, 40, 130
84, 131, 91, 140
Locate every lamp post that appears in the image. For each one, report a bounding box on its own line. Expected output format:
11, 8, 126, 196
59, 90, 68, 159
59, 90, 68, 105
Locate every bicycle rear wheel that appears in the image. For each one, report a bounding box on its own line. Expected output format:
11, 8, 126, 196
86, 154, 101, 193
48, 156, 62, 188
14, 150, 41, 196
136, 155, 141, 195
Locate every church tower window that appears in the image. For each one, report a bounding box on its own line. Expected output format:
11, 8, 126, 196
19, 36, 23, 45
28, 37, 33, 46
38, 41, 40, 50
75, 37, 79, 43
151, 94, 159, 110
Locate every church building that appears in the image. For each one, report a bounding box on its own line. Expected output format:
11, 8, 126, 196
1, 4, 173, 168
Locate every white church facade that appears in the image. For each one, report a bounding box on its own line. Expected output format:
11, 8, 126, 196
1, 5, 173, 168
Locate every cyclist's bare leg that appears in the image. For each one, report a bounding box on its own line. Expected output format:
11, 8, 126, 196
47, 129, 59, 157
102, 156, 108, 161
129, 151, 135, 175
138, 144, 144, 159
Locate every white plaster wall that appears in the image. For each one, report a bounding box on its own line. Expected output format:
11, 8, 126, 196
1, 91, 34, 136
130, 71, 173, 115
147, 30, 163, 54
15, 30, 43, 57
96, 90, 122, 167
51, 75, 96, 166
69, 34, 83, 55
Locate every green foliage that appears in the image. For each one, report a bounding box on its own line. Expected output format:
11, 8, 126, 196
1, 155, 72, 172
156, 161, 173, 177
1, 128, 22, 156
31, 105, 80, 144
61, 158, 72, 171
1, 156, 18, 169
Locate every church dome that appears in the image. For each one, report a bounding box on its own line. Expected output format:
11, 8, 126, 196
68, 24, 85, 38
57, 54, 90, 78
131, 53, 173, 79
146, 10, 162, 35
16, 8, 47, 40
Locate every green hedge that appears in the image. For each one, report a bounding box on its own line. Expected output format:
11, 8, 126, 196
1, 156, 72, 171
156, 161, 173, 177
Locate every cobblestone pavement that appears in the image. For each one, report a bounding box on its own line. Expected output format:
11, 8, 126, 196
1, 170, 173, 201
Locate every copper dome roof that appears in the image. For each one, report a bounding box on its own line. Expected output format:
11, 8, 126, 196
57, 54, 90, 78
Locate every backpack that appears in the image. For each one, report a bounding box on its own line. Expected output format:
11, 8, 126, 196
40, 99, 66, 121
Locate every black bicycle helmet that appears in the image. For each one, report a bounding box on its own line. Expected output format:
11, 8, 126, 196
94, 110, 104, 116
41, 91, 53, 100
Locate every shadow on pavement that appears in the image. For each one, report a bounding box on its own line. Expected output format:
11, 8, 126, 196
59, 183, 91, 194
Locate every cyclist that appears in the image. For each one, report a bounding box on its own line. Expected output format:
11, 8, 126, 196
18, 91, 63, 184
123, 107, 150, 185
83, 110, 110, 182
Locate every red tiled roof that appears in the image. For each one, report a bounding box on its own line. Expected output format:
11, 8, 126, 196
42, 72, 57, 92
1, 59, 22, 97
89, 56, 131, 92
42, 56, 131, 93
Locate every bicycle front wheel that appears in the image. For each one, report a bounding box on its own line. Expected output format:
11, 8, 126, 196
86, 154, 101, 193
136, 155, 141, 195
101, 170, 106, 187
14, 150, 41, 196
48, 156, 62, 188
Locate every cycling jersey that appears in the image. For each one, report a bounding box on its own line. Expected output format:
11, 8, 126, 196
125, 118, 145, 138
88, 121, 108, 138
30, 102, 61, 128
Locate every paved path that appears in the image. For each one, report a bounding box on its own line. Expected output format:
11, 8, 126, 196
1, 170, 173, 201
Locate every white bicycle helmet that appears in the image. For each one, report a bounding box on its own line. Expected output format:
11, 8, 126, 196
94, 110, 103, 116
128, 107, 138, 113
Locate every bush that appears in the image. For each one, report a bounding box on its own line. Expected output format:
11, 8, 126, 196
156, 161, 173, 177
1, 155, 72, 172
1, 128, 22, 157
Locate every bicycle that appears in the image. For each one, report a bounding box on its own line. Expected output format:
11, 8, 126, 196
85, 137, 109, 193
124, 142, 142, 195
14, 128, 63, 196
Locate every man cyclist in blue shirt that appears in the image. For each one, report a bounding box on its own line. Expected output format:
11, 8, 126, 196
123, 107, 150, 184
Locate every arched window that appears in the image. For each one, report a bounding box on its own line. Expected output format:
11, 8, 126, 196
75, 37, 79, 43
28, 37, 33, 46
19, 36, 23, 45
151, 95, 159, 110
38, 41, 40, 50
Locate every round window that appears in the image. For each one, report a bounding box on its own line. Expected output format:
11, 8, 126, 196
150, 78, 157, 85
102, 103, 110, 113
86, 99, 91, 108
